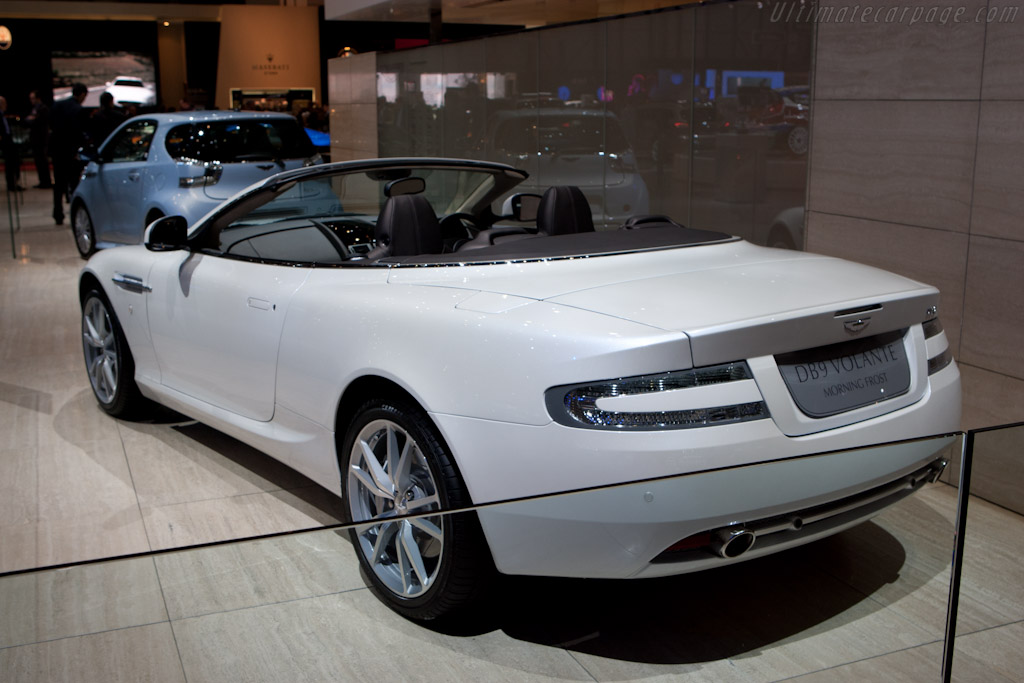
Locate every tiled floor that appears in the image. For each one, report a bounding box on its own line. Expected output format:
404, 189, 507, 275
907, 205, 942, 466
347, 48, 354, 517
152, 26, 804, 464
1, 186, 1022, 681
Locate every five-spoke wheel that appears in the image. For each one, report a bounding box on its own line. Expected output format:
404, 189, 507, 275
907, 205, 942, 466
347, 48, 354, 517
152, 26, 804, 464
341, 398, 493, 621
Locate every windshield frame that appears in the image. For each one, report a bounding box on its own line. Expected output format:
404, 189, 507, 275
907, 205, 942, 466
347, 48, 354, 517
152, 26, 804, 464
187, 158, 530, 249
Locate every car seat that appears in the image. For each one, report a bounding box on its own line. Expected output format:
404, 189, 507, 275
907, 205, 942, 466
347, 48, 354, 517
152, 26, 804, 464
366, 194, 442, 260
536, 186, 595, 235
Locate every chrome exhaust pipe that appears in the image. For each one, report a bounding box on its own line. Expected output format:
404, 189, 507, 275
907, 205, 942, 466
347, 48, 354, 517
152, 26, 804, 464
711, 526, 756, 559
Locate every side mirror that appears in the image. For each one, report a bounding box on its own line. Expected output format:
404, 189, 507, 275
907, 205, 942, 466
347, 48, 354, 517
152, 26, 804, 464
78, 145, 100, 163
500, 193, 543, 222
144, 215, 188, 252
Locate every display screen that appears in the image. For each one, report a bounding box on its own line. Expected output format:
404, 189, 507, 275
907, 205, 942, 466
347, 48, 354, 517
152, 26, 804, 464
51, 50, 157, 108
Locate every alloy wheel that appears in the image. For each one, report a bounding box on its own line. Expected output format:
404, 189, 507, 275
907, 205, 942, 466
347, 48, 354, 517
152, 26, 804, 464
347, 419, 444, 599
73, 207, 94, 255
82, 296, 119, 404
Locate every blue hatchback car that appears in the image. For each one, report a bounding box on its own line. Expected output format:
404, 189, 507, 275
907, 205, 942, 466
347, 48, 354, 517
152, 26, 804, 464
71, 111, 321, 257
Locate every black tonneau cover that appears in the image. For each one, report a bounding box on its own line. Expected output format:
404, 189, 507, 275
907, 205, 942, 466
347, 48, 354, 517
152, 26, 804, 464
384, 225, 736, 267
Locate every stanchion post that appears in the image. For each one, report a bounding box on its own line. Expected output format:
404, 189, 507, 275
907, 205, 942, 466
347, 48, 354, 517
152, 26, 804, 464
940, 430, 974, 682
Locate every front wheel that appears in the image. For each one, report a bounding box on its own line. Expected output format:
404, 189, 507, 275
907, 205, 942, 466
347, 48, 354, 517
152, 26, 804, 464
72, 203, 96, 258
341, 398, 493, 621
81, 289, 147, 418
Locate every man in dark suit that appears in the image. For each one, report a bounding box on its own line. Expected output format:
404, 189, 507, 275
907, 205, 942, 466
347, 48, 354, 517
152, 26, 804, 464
0, 95, 24, 192
50, 83, 88, 225
26, 90, 52, 189
90, 92, 126, 146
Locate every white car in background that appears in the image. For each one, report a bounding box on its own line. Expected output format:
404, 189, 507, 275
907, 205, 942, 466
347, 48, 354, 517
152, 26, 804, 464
79, 158, 960, 622
71, 111, 322, 257
103, 76, 157, 107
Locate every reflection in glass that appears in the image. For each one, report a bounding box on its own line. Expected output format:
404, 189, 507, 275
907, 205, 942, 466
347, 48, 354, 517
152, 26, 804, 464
692, 2, 812, 247
948, 423, 1024, 681
366, 3, 811, 244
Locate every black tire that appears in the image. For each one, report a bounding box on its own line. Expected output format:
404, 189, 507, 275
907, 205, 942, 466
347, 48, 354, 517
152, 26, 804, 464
72, 202, 96, 258
81, 288, 149, 418
340, 398, 493, 621
787, 125, 809, 156
145, 210, 164, 231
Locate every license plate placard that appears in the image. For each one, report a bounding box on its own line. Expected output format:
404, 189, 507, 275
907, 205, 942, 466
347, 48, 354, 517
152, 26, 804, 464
775, 329, 910, 418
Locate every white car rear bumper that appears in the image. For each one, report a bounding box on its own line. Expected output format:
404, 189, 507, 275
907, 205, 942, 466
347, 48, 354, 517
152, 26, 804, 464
432, 362, 960, 579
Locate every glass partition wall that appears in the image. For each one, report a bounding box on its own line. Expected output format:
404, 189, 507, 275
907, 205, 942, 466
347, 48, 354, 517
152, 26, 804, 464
4, 432, 1002, 681
346, 1, 813, 245
945, 423, 1024, 682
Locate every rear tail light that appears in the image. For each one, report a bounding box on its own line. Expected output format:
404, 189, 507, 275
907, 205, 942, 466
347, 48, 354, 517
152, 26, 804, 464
545, 361, 769, 431
923, 315, 954, 375
179, 162, 223, 188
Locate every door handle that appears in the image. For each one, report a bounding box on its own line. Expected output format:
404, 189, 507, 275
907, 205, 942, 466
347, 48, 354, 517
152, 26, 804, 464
127, 172, 140, 182
112, 273, 151, 293
247, 297, 272, 311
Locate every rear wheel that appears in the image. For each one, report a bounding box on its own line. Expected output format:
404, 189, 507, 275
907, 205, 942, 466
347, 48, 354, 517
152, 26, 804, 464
341, 398, 493, 621
72, 203, 96, 258
81, 289, 148, 418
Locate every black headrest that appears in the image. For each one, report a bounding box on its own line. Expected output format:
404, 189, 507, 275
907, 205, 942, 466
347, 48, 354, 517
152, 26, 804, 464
536, 186, 595, 236
374, 194, 442, 258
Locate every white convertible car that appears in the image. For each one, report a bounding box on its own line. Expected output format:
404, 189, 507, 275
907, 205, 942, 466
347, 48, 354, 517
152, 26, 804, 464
79, 158, 960, 620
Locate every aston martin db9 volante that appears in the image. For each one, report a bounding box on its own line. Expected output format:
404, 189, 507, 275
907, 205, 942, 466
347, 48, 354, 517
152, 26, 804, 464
79, 158, 960, 620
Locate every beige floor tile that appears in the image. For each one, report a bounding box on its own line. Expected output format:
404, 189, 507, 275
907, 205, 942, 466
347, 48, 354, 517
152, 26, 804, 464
154, 528, 362, 620
0, 622, 185, 683
35, 438, 136, 521
0, 523, 38, 574
0, 557, 167, 648
0, 401, 44, 451
0, 447, 38, 525
34, 507, 151, 568
956, 498, 1024, 628
142, 485, 342, 551
172, 589, 593, 682
28, 435, 151, 568
954, 621, 1024, 682
45, 389, 124, 447
119, 420, 311, 509
793, 488, 966, 638
787, 640, 1014, 683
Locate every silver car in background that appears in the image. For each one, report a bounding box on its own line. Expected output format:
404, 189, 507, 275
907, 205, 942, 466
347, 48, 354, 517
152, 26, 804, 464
71, 111, 320, 257
485, 108, 649, 227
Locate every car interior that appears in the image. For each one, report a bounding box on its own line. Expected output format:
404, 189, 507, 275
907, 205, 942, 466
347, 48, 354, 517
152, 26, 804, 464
194, 164, 734, 267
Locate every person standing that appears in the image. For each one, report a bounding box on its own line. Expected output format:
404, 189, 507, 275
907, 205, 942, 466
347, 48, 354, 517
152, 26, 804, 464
0, 95, 24, 192
50, 83, 88, 225
26, 90, 52, 189
90, 92, 125, 146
